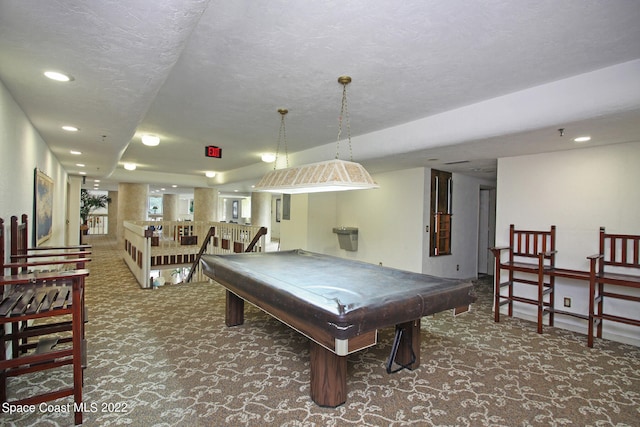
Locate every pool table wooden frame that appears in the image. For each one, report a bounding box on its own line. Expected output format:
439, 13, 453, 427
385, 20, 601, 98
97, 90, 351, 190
201, 249, 475, 407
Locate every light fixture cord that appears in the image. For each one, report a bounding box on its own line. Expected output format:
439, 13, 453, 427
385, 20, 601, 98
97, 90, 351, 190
336, 82, 353, 161
274, 110, 289, 169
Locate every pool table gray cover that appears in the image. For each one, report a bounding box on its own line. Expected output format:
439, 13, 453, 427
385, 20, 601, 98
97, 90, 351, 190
200, 249, 476, 347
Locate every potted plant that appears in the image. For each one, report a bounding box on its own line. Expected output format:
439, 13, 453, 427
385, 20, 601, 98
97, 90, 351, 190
80, 189, 111, 233
170, 268, 183, 284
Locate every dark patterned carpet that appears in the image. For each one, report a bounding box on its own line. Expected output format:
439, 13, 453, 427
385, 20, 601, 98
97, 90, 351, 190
4, 235, 639, 426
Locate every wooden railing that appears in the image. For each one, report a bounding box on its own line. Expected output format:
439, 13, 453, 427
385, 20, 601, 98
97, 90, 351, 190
184, 225, 267, 283
86, 214, 108, 235
123, 221, 151, 288
122, 221, 268, 288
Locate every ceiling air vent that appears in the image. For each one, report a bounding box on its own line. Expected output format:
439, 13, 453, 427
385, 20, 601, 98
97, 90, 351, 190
443, 160, 470, 165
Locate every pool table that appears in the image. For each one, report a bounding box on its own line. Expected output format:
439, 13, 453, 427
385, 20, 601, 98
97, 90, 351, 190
200, 249, 475, 407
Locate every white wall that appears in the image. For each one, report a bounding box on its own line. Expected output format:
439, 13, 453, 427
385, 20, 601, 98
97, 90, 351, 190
281, 168, 425, 271
177, 197, 193, 220
0, 79, 70, 250
308, 192, 339, 255
280, 193, 310, 251
336, 168, 426, 271
219, 196, 250, 223
280, 167, 492, 277
495, 141, 640, 345
269, 195, 281, 240
423, 172, 495, 279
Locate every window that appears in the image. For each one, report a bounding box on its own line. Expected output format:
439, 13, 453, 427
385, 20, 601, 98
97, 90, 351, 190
430, 169, 452, 256
149, 196, 163, 216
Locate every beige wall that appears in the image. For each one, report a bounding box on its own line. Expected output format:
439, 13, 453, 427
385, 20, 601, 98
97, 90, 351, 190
495, 141, 640, 345
0, 79, 69, 247
280, 167, 492, 277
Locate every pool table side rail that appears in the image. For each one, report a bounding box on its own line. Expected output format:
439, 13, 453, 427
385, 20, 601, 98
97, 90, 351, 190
200, 251, 475, 354
218, 275, 378, 356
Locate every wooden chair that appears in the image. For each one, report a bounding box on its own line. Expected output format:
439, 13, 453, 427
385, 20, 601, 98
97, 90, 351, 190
490, 225, 556, 333
10, 214, 91, 275
9, 214, 91, 358
587, 227, 640, 347
0, 216, 89, 425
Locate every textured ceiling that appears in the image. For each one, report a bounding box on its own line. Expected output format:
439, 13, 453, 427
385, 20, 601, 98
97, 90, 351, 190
0, 0, 639, 194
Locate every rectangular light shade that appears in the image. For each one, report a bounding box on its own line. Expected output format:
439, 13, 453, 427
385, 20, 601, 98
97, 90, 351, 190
254, 159, 379, 194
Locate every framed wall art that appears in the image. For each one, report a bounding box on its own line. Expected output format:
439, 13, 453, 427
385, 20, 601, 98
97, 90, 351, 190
34, 168, 54, 245
232, 200, 238, 219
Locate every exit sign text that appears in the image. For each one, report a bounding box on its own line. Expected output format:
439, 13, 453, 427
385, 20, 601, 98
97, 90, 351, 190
205, 146, 222, 158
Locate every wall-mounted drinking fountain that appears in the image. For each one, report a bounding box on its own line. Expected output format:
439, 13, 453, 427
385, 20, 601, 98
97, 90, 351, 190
333, 227, 358, 251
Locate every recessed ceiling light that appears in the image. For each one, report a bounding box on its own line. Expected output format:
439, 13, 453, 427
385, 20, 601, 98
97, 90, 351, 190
70, 150, 82, 155
141, 134, 160, 146
261, 153, 276, 163
76, 163, 85, 167
574, 136, 591, 143
79, 171, 87, 175
44, 71, 74, 82
94, 179, 100, 183
124, 163, 136, 171
205, 171, 216, 178
171, 184, 177, 188
62, 125, 79, 132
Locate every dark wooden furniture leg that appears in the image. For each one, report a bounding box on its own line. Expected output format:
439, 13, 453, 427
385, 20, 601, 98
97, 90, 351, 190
395, 319, 421, 369
0, 328, 5, 403
492, 250, 502, 323
587, 259, 597, 348
72, 277, 84, 425
309, 340, 347, 407
596, 282, 604, 339
225, 290, 244, 326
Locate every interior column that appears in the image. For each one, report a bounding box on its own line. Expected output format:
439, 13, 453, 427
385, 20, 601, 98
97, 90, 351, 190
162, 193, 178, 220
116, 182, 148, 246
193, 187, 218, 222
107, 190, 118, 238
251, 191, 272, 244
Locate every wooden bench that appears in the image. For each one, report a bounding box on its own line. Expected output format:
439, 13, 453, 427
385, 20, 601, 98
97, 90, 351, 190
0, 270, 88, 425
1, 216, 90, 425
8, 215, 91, 358
587, 227, 640, 347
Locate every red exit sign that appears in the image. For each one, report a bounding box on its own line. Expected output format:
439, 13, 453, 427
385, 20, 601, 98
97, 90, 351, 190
205, 145, 222, 158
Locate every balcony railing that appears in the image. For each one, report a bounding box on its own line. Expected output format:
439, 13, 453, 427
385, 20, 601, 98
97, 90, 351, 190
123, 220, 268, 288
86, 214, 108, 235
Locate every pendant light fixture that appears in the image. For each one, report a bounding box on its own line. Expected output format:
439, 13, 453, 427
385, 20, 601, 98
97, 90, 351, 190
254, 76, 378, 194
274, 108, 289, 169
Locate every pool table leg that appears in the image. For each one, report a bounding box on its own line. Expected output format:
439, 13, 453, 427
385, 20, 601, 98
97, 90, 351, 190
225, 290, 244, 326
309, 341, 347, 407
395, 319, 421, 369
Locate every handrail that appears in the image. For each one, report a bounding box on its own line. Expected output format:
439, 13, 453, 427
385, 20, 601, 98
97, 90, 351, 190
245, 227, 268, 253
184, 226, 268, 283
123, 220, 268, 288
184, 226, 216, 283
